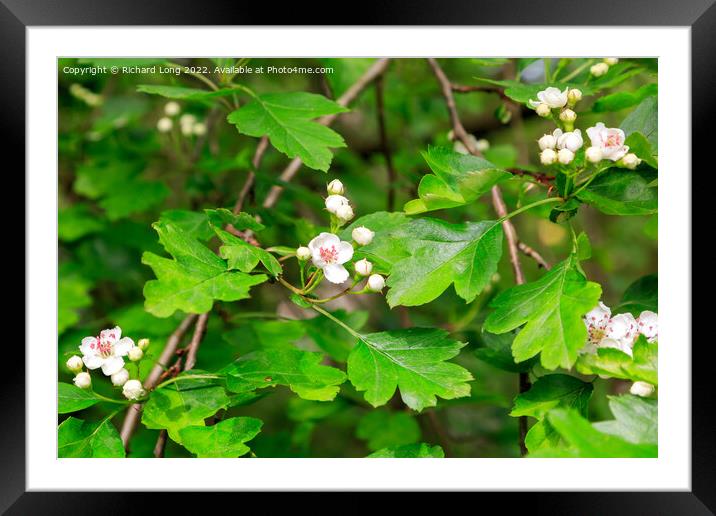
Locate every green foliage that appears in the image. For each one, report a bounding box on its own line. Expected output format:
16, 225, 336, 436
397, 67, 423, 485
58, 383, 104, 413
179, 417, 263, 457
347, 328, 473, 411
214, 227, 282, 277
475, 331, 536, 373
58, 269, 92, 334
578, 169, 657, 216
137, 84, 244, 101
484, 255, 602, 369
368, 443, 445, 458
592, 83, 657, 112
511, 374, 593, 419
227, 92, 348, 171
594, 394, 657, 445
356, 410, 421, 451
616, 274, 658, 314
58, 416, 125, 458
59, 204, 106, 242
576, 335, 658, 385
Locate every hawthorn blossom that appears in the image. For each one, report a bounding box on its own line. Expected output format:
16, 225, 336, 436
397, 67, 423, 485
591, 62, 609, 77
296, 246, 311, 260
327, 179, 344, 195
583, 302, 659, 357
557, 129, 584, 153
602, 313, 639, 356
352, 226, 375, 246
123, 379, 145, 400
637, 310, 658, 342
586, 123, 629, 162
164, 101, 180, 116
538, 129, 562, 150
324, 194, 349, 214
73, 372, 91, 389
367, 274, 385, 291
528, 87, 569, 109
354, 258, 373, 277
111, 368, 130, 387
79, 326, 136, 376
66, 355, 83, 373
583, 302, 612, 353
308, 232, 354, 284
630, 381, 655, 397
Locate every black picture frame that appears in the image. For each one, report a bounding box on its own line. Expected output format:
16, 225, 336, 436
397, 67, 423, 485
4, 0, 708, 512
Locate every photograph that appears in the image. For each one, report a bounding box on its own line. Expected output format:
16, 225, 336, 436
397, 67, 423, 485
57, 56, 658, 459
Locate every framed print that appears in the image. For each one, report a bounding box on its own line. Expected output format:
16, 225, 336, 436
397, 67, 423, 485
4, 0, 711, 512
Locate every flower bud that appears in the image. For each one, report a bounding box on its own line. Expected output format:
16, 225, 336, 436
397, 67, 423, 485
327, 179, 345, 195
475, 138, 490, 153
567, 89, 583, 105
603, 58, 619, 66
557, 148, 575, 165
66, 355, 83, 373
156, 117, 173, 133
538, 134, 557, 150
367, 274, 385, 292
559, 109, 577, 123
621, 153, 641, 170
352, 226, 375, 246
535, 103, 551, 117
590, 62, 609, 77
324, 194, 348, 214
296, 246, 311, 260
192, 122, 207, 136
128, 347, 144, 362
354, 258, 373, 277
122, 379, 145, 400
164, 101, 181, 116
111, 368, 130, 387
629, 381, 654, 397
138, 338, 150, 350
540, 148, 557, 165
585, 146, 603, 163
336, 204, 354, 222
73, 372, 91, 389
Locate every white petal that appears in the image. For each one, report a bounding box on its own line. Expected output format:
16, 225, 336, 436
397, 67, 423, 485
83, 354, 104, 370
80, 336, 98, 357
336, 241, 354, 264
100, 326, 121, 344
113, 337, 135, 357
101, 356, 125, 376
308, 232, 339, 252
323, 264, 349, 284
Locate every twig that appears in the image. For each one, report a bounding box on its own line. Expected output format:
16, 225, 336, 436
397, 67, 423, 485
183, 312, 209, 372
506, 168, 555, 188
518, 241, 551, 270
375, 74, 397, 212
232, 136, 269, 214
262, 58, 391, 209
451, 82, 510, 101
119, 314, 197, 449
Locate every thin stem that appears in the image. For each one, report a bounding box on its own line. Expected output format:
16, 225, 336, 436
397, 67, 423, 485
154, 374, 223, 391
561, 59, 595, 82
498, 197, 563, 223
91, 392, 131, 405
311, 305, 362, 339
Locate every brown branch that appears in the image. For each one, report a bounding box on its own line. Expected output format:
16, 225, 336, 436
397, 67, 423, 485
375, 74, 397, 212
506, 168, 555, 188
120, 314, 197, 450
262, 58, 391, 209
232, 136, 269, 214
451, 82, 510, 101
518, 241, 551, 270
183, 312, 209, 372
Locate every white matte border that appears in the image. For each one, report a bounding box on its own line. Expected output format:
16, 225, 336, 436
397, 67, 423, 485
29, 27, 690, 491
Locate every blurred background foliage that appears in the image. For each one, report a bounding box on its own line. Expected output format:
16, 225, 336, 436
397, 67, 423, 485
58, 57, 657, 457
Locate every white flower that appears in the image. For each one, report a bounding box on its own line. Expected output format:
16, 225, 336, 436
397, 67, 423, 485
164, 101, 180, 116
529, 87, 569, 109
586, 122, 629, 162
352, 226, 375, 246
180, 114, 196, 136
296, 246, 311, 260
128, 347, 144, 362
581, 301, 612, 354
79, 326, 136, 376
122, 379, 145, 400
567, 89, 583, 104
324, 194, 349, 214
557, 148, 575, 164
621, 153, 641, 170
475, 138, 490, 153
557, 129, 583, 153
354, 258, 373, 277
111, 368, 130, 387
590, 62, 609, 77
66, 355, 83, 373
559, 109, 577, 123
538, 129, 562, 151
157, 117, 173, 133
327, 179, 344, 195
604, 58, 619, 66
138, 338, 150, 350
637, 310, 658, 342
535, 103, 551, 117
192, 122, 207, 136
585, 146, 603, 163
73, 372, 91, 389
308, 232, 354, 284
540, 148, 557, 165
367, 274, 386, 292
336, 204, 354, 222
630, 381, 654, 397
603, 313, 639, 356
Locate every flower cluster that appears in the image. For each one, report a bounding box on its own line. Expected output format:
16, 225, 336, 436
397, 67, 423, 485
294, 180, 386, 292
582, 301, 657, 355
590, 58, 619, 78
157, 101, 207, 137
66, 327, 149, 400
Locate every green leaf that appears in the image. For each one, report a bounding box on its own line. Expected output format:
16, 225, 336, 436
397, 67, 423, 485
475, 331, 535, 373
484, 255, 602, 370
543, 409, 657, 458
472, 78, 593, 105
592, 83, 657, 112
58, 416, 125, 458
621, 95, 658, 151
576, 335, 657, 385
403, 146, 510, 214
356, 410, 422, 451
141, 385, 231, 443
58, 204, 105, 242
142, 222, 267, 317
58, 274, 92, 335
367, 443, 444, 458
510, 374, 592, 419
225, 348, 347, 401
616, 274, 658, 315
340, 211, 410, 273
384, 218, 503, 307
205, 208, 265, 232
302, 309, 369, 362
58, 383, 104, 413
347, 328, 473, 411
214, 227, 282, 277
577, 169, 657, 216
137, 84, 245, 101
593, 395, 657, 445
227, 92, 348, 172
159, 210, 214, 241
625, 132, 658, 169
178, 417, 263, 457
